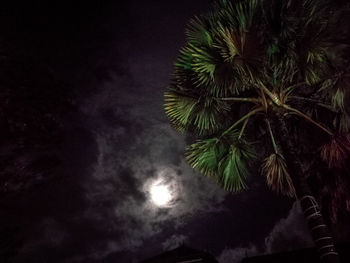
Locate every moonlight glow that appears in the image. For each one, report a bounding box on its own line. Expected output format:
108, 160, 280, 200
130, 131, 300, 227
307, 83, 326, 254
150, 183, 172, 207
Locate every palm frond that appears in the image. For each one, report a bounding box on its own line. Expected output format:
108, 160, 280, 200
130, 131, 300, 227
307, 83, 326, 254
303, 56, 330, 85
186, 131, 255, 192
262, 153, 295, 197
164, 89, 230, 135
176, 38, 236, 97
192, 96, 230, 134
175, 47, 193, 72
269, 57, 298, 89
190, 43, 217, 87
224, 0, 259, 30
338, 113, 350, 133
314, 69, 350, 114
186, 16, 213, 47
300, 36, 330, 85
175, 43, 221, 94
332, 88, 345, 111
297, 2, 333, 85
331, 71, 350, 111
175, 0, 265, 97
186, 137, 224, 177
213, 23, 265, 84
320, 134, 350, 168
217, 140, 254, 191
166, 0, 350, 196
164, 90, 197, 132
211, 1, 259, 37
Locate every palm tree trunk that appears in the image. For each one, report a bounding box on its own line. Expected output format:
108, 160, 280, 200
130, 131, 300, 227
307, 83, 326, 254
275, 114, 340, 263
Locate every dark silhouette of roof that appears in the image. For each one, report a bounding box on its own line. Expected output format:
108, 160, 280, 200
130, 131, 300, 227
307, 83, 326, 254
141, 244, 219, 263
242, 242, 350, 263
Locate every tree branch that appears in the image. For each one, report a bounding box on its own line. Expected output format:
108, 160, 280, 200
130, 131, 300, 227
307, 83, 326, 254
238, 118, 249, 139
215, 97, 260, 103
282, 104, 333, 136
285, 82, 308, 94
289, 96, 337, 112
265, 118, 279, 154
257, 84, 282, 106
221, 107, 264, 137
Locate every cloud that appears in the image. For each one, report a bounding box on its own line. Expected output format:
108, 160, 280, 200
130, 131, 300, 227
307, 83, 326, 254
3, 2, 225, 262
265, 202, 313, 253
162, 234, 188, 251
10, 218, 68, 262
217, 202, 313, 263
218, 245, 258, 263
8, 61, 227, 262
77, 73, 228, 260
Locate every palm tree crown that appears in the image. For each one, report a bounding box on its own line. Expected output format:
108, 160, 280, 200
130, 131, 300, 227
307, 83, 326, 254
165, 0, 350, 195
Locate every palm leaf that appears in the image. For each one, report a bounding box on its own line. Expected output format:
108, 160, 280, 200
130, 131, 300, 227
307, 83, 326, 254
299, 35, 330, 85
297, 0, 332, 85
320, 134, 350, 168
164, 90, 197, 132
166, 0, 349, 196
176, 43, 217, 88
175, 45, 233, 97
261, 153, 296, 197
217, 142, 253, 192
332, 88, 345, 111
192, 96, 230, 135
186, 131, 255, 192
331, 71, 350, 111
211, 0, 237, 28
179, 0, 263, 97
190, 44, 217, 87
186, 16, 213, 47
214, 0, 259, 30
338, 113, 350, 133
164, 89, 230, 134
213, 22, 264, 81
186, 137, 225, 177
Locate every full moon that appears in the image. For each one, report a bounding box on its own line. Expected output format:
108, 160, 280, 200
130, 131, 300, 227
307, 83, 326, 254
150, 183, 172, 207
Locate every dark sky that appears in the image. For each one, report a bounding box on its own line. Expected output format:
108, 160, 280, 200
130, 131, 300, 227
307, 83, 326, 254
1, 1, 348, 262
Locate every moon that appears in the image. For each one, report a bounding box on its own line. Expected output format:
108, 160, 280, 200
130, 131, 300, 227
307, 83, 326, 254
150, 182, 172, 207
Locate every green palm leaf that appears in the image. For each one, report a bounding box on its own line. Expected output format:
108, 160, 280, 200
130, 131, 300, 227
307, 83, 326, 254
214, 0, 259, 30
338, 113, 350, 133
164, 90, 197, 132
186, 131, 254, 192
186, 137, 224, 177
217, 143, 252, 192
186, 16, 213, 47
164, 89, 230, 134
166, 0, 350, 203
174, 0, 264, 98
332, 88, 345, 111
296, 0, 332, 85
192, 96, 230, 134
190, 43, 217, 87
331, 71, 350, 111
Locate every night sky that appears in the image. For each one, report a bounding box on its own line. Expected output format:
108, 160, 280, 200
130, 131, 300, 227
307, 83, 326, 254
0, 1, 349, 263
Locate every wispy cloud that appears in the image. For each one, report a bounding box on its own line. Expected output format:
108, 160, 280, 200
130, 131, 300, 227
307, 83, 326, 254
219, 245, 258, 263
76, 72, 228, 260
218, 202, 313, 263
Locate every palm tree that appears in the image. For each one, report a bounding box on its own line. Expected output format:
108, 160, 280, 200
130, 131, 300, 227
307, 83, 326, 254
164, 0, 350, 262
